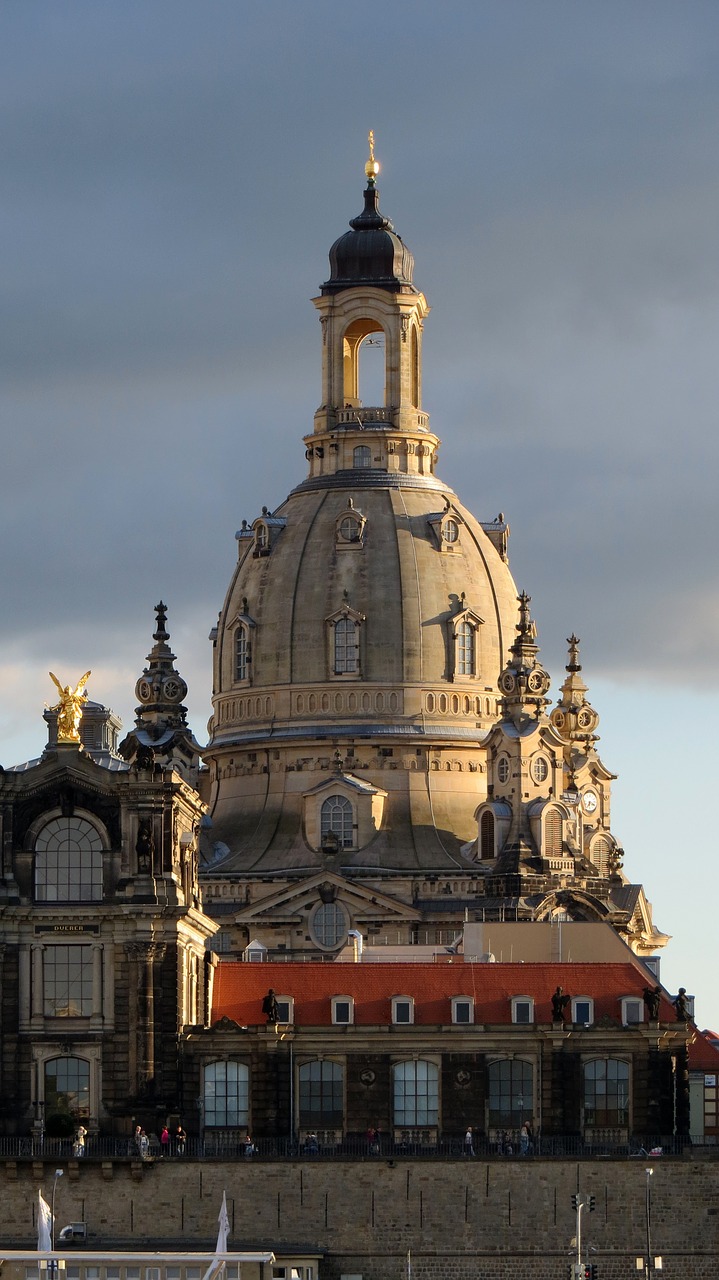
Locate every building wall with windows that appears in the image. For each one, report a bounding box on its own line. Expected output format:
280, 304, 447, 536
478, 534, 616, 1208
178, 960, 690, 1146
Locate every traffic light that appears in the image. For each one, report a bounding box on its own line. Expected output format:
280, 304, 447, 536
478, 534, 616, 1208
571, 1194, 579, 1209
588, 1196, 596, 1212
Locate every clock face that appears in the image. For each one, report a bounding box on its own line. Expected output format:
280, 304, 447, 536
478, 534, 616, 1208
582, 789, 599, 814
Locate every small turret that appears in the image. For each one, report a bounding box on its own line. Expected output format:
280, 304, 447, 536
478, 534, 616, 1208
119, 603, 203, 786
497, 592, 551, 726
550, 635, 600, 745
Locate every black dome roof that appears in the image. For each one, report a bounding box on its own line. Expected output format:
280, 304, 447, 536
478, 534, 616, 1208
322, 184, 416, 295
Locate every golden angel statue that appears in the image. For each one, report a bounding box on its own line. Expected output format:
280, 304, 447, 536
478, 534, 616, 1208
49, 670, 91, 743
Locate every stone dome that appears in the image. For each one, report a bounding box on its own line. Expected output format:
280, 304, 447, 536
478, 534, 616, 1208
203, 170, 521, 874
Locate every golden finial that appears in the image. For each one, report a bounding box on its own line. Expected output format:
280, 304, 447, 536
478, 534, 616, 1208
365, 130, 380, 184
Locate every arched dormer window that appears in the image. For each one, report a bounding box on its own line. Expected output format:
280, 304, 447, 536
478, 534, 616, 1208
255, 522, 269, 552
480, 810, 495, 861
320, 794, 354, 848
334, 616, 358, 673
353, 444, 372, 469
590, 834, 612, 876
544, 807, 563, 857
457, 620, 475, 676
35, 816, 104, 902
235, 624, 250, 682
326, 601, 365, 678
450, 607, 483, 682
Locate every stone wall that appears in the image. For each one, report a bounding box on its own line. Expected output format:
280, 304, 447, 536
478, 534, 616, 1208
1, 1157, 717, 1280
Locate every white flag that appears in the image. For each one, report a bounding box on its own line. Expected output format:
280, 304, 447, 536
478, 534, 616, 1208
202, 1190, 230, 1280
37, 1190, 53, 1252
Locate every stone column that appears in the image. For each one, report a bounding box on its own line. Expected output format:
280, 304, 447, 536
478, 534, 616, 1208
31, 943, 44, 1024
91, 942, 104, 1027
125, 941, 166, 1095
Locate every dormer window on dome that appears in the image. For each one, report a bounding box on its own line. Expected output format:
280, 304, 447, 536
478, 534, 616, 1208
326, 597, 365, 679
449, 599, 483, 682
428, 506, 464, 552
249, 508, 286, 559
336, 499, 366, 548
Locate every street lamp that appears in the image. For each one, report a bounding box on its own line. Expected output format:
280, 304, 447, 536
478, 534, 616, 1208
51, 1168, 63, 1257
644, 1168, 653, 1280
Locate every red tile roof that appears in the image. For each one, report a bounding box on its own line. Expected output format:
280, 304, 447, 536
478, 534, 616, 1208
211, 960, 674, 1026
689, 1027, 719, 1070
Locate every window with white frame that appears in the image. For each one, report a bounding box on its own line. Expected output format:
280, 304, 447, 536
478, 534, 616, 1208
452, 997, 474, 1025
320, 794, 354, 849
203, 1061, 249, 1127
511, 996, 534, 1025
34, 816, 103, 902
393, 1060, 438, 1126
331, 996, 354, 1025
234, 625, 250, 682
392, 996, 414, 1025
333, 616, 360, 674
497, 756, 510, 784
456, 620, 475, 676
621, 997, 643, 1026
274, 995, 294, 1024
572, 997, 594, 1026
255, 522, 269, 552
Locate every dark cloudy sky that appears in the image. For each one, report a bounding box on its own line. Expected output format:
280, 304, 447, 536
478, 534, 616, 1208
2, 2, 718, 1031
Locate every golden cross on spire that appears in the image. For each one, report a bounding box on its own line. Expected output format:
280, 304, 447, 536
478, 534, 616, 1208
365, 130, 379, 184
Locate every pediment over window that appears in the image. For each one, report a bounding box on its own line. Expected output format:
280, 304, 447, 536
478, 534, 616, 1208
232, 870, 421, 924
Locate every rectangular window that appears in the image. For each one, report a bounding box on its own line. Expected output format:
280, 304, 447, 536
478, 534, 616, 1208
573, 999, 593, 1025
512, 999, 533, 1024
43, 945, 93, 1017
393, 999, 413, 1025
275, 998, 293, 1023
452, 1000, 472, 1024
332, 999, 352, 1025
622, 999, 643, 1026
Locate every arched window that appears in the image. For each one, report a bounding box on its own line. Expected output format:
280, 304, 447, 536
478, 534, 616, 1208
544, 807, 563, 857
457, 621, 475, 676
583, 1059, 629, 1127
391, 1064, 437, 1126
353, 445, 372, 468
234, 625, 249, 682
487, 1059, 533, 1128
591, 835, 611, 875
299, 1061, 344, 1128
480, 810, 495, 861
320, 795, 354, 848
334, 617, 359, 674
311, 901, 349, 949
35, 817, 103, 902
393, 1060, 439, 1127
255, 523, 268, 551
45, 1056, 90, 1119
204, 1061, 249, 1128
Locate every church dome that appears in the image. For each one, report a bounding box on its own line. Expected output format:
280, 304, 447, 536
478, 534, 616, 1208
203, 157, 521, 873
323, 184, 416, 294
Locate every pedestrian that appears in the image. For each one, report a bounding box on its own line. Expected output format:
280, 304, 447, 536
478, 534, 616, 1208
73, 1124, 87, 1157
243, 1133, 255, 1157
520, 1122, 530, 1155
175, 1123, 186, 1156
139, 1129, 149, 1159
160, 1125, 170, 1157
134, 1124, 142, 1155
464, 1125, 475, 1157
